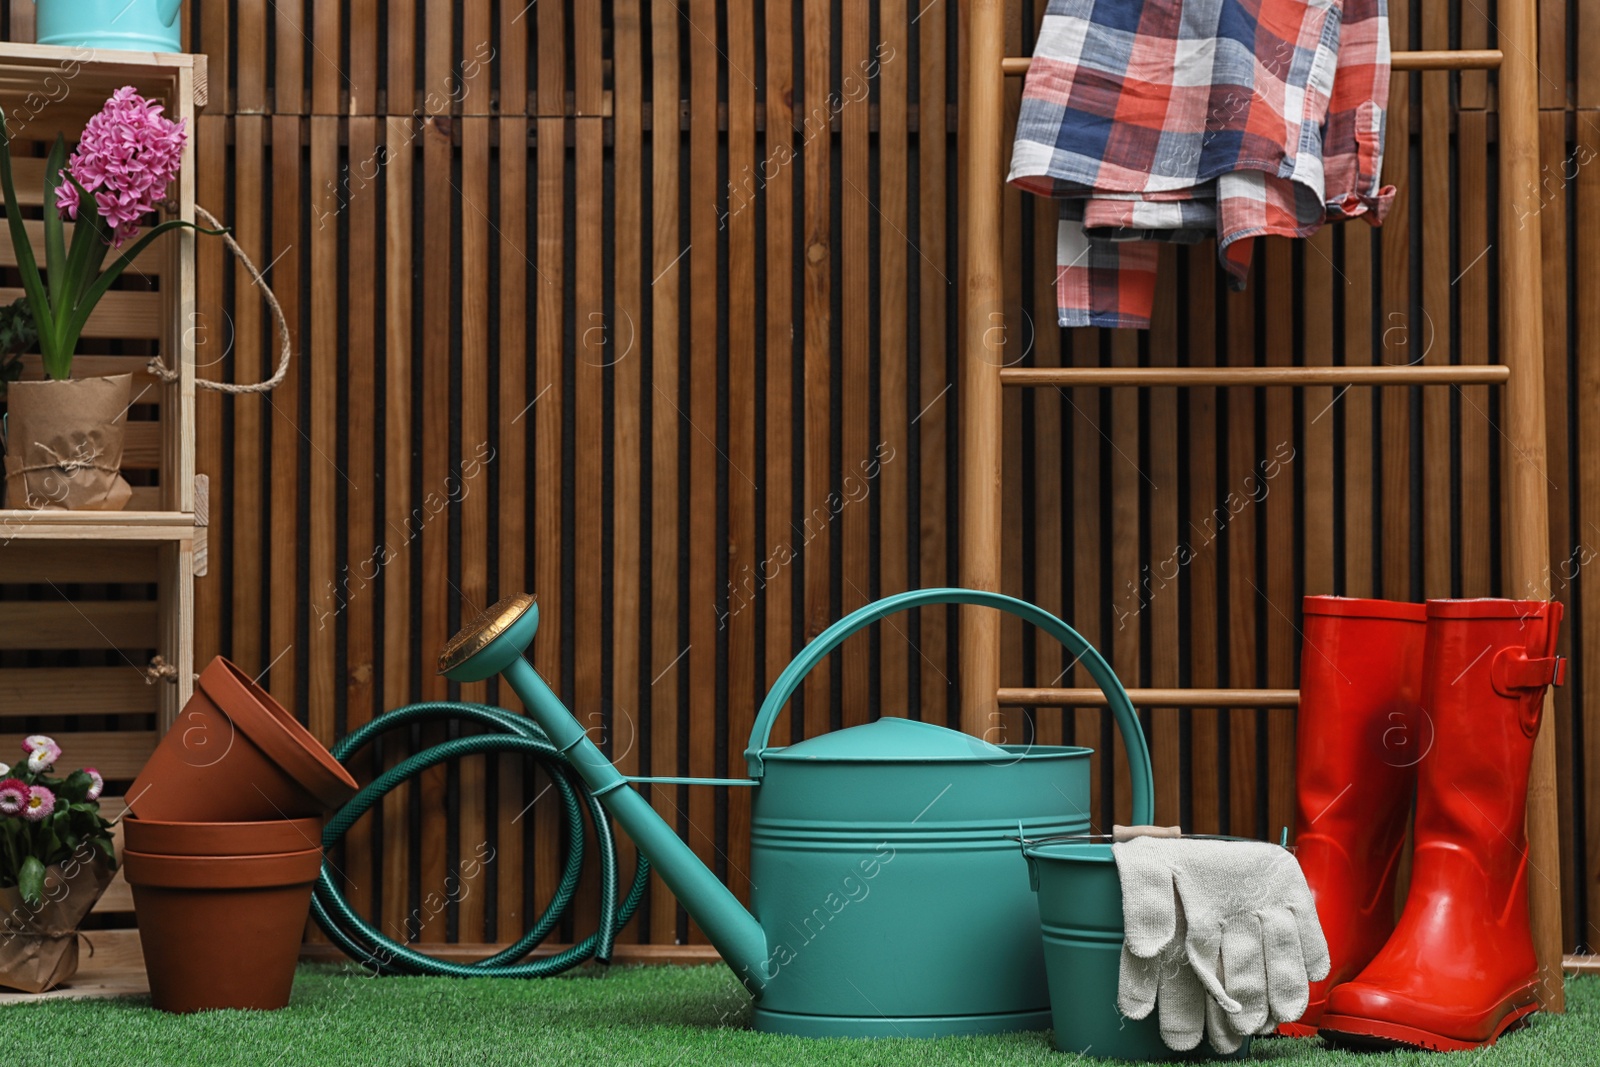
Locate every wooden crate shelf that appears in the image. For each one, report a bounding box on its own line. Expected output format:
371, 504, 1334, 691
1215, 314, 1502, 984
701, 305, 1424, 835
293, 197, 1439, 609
0, 45, 206, 1003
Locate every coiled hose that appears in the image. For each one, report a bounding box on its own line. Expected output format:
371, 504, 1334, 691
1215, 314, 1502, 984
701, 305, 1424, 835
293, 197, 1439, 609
310, 701, 650, 976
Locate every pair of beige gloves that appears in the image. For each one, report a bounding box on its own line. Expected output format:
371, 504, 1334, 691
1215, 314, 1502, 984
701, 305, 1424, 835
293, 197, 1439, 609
1112, 828, 1330, 1054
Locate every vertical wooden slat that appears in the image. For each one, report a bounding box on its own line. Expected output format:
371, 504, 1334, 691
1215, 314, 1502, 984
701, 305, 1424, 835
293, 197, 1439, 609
312, 0, 342, 113
194, 114, 229, 670
1147, 248, 1181, 827
1108, 328, 1139, 826
1225, 288, 1257, 838
536, 0, 566, 115
495, 111, 530, 942
500, 0, 530, 115
275, 0, 305, 114
1187, 256, 1221, 835
415, 108, 452, 940
724, 0, 759, 906
229, 120, 265, 672
343, 114, 380, 926
1457, 112, 1492, 598
878, 0, 911, 729
457, 115, 493, 943
461, 0, 493, 113
918, 0, 951, 729
268, 115, 301, 712
573, 0, 607, 944
646, 0, 682, 945
236, 0, 266, 112
1263, 239, 1295, 841
306, 114, 340, 942
685, 0, 720, 942
762, 0, 798, 753
1343, 229, 1376, 599
387, 0, 416, 114
1421, 5, 1452, 600
1302, 229, 1335, 596
1379, 1, 1412, 603
802, 0, 833, 743
533, 114, 566, 941
840, 0, 873, 730
198, 1, 232, 113
381, 114, 416, 943
611, 0, 646, 936
1071, 334, 1105, 828
348, 0, 378, 115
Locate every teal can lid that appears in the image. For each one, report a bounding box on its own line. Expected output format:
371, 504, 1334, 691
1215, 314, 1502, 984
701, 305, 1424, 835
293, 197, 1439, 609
765, 716, 1012, 762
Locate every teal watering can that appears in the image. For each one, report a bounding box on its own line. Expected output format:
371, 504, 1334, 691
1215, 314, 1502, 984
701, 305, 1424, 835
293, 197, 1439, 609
439, 587, 1154, 1038
35, 0, 183, 54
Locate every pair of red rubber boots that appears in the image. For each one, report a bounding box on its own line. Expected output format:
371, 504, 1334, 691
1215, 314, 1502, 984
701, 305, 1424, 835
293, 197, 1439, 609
1281, 596, 1564, 1051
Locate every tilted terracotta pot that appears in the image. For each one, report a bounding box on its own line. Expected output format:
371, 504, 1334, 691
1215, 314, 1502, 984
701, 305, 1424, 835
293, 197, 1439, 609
124, 846, 324, 1013
128, 657, 357, 822
123, 815, 324, 857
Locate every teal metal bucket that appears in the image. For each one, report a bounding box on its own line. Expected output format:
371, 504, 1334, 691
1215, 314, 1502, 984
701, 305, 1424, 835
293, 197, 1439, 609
35, 0, 183, 53
1024, 841, 1250, 1060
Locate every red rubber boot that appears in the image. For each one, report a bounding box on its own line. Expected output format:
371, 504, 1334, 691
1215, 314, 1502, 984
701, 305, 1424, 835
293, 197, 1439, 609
1320, 599, 1565, 1052
1276, 596, 1426, 1038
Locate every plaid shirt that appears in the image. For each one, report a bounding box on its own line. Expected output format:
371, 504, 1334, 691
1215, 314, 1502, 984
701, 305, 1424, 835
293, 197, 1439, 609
1009, 0, 1393, 329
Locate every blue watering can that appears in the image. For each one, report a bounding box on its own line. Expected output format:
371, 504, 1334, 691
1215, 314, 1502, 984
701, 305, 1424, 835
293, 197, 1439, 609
36, 0, 183, 54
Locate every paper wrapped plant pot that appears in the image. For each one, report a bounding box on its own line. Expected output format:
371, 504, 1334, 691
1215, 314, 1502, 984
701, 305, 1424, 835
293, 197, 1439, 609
2, 374, 134, 510
0, 852, 116, 994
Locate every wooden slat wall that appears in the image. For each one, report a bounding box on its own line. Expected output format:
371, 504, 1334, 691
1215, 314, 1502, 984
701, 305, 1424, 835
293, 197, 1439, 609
7, 0, 1570, 955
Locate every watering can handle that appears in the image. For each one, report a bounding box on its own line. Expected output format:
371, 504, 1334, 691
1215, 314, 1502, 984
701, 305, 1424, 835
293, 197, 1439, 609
159, 0, 183, 27
742, 587, 1154, 826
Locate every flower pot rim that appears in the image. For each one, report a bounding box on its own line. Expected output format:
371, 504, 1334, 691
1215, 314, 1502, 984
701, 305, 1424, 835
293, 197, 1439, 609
123, 846, 324, 890
122, 813, 325, 856
198, 657, 357, 809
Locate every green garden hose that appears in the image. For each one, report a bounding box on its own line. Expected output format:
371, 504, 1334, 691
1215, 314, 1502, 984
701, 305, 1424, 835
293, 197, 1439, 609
311, 701, 650, 977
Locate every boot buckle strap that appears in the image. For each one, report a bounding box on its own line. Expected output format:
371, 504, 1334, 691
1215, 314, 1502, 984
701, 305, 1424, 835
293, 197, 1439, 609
1491, 648, 1566, 696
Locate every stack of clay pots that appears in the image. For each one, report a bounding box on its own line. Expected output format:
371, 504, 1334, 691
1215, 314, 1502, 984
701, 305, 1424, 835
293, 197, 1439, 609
123, 657, 358, 1013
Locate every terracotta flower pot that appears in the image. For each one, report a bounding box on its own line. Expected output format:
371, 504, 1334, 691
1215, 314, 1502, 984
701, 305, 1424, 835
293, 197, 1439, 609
124, 846, 324, 1013
123, 815, 324, 857
128, 657, 357, 823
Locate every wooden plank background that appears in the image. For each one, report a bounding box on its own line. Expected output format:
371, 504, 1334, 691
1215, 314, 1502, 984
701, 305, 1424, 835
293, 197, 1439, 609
4, 0, 1593, 955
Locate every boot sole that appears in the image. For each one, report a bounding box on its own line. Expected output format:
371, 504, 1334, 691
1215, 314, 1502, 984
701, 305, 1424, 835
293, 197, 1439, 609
1318, 1001, 1538, 1052
1275, 1021, 1318, 1038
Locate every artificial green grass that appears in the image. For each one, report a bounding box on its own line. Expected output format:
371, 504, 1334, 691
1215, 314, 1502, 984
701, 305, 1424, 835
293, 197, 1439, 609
6, 965, 1598, 1066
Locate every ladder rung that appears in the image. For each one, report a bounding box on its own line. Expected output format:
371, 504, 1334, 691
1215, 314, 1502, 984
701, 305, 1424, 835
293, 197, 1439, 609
999, 687, 1300, 708
1001, 49, 1501, 77
999, 365, 1510, 388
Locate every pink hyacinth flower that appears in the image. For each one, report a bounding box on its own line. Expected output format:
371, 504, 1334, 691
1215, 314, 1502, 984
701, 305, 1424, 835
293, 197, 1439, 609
55, 85, 187, 246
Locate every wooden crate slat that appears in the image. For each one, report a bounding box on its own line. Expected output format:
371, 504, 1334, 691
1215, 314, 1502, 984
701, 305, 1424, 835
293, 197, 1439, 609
14, 355, 165, 393
0, 731, 154, 779
0, 288, 161, 340
0, 668, 159, 715
0, 601, 158, 650
0, 219, 164, 276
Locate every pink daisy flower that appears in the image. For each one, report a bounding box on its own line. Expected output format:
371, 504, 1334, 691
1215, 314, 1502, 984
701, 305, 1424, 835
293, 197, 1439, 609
84, 767, 104, 802
21, 735, 60, 765
21, 785, 54, 822
0, 778, 27, 816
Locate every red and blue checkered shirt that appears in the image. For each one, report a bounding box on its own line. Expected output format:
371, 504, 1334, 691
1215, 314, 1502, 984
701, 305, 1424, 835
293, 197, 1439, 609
1009, 0, 1394, 329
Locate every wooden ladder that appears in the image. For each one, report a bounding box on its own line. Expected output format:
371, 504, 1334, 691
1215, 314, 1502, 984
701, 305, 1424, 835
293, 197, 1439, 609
958, 0, 1565, 1011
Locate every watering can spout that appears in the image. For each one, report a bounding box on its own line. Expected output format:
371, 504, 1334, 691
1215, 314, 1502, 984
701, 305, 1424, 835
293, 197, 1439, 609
438, 596, 771, 992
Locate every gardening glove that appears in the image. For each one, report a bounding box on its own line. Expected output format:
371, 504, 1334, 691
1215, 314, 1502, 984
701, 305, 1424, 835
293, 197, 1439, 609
1113, 832, 1329, 1052
1117, 898, 1209, 1050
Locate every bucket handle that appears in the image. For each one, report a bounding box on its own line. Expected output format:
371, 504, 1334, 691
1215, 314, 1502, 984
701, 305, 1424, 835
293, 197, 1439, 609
741, 587, 1154, 827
